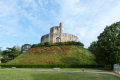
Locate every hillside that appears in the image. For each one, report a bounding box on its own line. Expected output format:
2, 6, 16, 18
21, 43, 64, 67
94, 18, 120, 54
6, 45, 96, 65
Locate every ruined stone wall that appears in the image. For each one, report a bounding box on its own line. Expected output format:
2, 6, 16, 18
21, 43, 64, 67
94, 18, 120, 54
61, 33, 78, 42
50, 26, 61, 34
41, 22, 78, 43
41, 34, 50, 43
41, 33, 78, 43
53, 33, 61, 43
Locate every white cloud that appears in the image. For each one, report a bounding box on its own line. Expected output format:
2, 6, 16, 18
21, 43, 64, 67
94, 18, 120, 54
53, 0, 120, 48
0, 0, 120, 49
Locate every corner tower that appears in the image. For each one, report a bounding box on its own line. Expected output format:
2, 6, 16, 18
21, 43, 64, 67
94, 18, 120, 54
60, 22, 64, 33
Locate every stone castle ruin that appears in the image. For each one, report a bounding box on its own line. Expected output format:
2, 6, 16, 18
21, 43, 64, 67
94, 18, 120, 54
41, 22, 78, 43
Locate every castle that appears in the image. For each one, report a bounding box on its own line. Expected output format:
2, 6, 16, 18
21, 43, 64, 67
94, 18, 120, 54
41, 22, 78, 43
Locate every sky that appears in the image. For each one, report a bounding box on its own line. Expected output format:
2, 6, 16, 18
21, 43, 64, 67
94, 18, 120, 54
0, 0, 120, 51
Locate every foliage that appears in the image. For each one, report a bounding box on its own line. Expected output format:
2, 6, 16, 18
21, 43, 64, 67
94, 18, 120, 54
14, 45, 21, 52
21, 44, 31, 53
0, 64, 103, 68
87, 41, 98, 56
95, 21, 120, 69
30, 41, 84, 49
37, 43, 44, 47
6, 45, 96, 65
31, 44, 38, 48
44, 42, 51, 47
1, 46, 21, 63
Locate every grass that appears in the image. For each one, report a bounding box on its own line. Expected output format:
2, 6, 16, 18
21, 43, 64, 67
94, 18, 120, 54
0, 68, 119, 80
6, 45, 96, 65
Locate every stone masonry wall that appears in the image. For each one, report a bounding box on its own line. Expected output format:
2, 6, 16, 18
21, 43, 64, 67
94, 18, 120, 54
41, 33, 78, 43
41, 22, 78, 43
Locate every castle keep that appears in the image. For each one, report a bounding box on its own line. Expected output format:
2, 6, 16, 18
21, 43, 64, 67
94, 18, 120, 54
41, 22, 78, 43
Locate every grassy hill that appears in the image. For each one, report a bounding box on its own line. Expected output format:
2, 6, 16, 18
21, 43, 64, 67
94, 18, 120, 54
6, 45, 96, 65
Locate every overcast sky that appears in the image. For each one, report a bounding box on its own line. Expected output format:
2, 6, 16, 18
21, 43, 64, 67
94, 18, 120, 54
0, 0, 120, 50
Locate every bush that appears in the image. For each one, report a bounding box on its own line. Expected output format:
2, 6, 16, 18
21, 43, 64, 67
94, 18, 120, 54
44, 42, 51, 47
31, 44, 38, 48
50, 43, 55, 46
71, 41, 76, 45
30, 41, 84, 48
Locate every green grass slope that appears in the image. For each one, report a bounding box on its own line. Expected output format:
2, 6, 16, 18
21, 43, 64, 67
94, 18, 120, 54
6, 45, 96, 65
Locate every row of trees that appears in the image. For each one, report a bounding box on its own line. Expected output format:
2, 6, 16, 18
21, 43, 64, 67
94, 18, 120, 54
88, 21, 120, 69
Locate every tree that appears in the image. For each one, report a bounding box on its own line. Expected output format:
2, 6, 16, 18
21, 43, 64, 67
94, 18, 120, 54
87, 41, 98, 56
6, 46, 20, 60
1, 50, 10, 63
14, 45, 21, 52
96, 21, 120, 70
1, 46, 20, 63
21, 44, 31, 53
0, 47, 3, 56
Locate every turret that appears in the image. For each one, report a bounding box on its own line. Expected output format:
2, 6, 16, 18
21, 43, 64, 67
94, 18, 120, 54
60, 22, 64, 33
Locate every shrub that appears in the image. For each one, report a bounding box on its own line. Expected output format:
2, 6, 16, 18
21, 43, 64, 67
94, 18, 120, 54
44, 42, 50, 47
31, 44, 38, 48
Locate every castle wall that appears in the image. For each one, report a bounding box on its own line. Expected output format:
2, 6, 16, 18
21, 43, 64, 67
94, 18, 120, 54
41, 33, 78, 43
53, 33, 61, 43
41, 34, 50, 43
61, 33, 78, 42
50, 33, 53, 43
41, 22, 78, 44
50, 26, 60, 34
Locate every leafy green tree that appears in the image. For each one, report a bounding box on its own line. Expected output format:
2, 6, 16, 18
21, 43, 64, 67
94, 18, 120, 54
0, 47, 3, 57
7, 46, 20, 60
1, 50, 10, 63
14, 45, 21, 52
1, 46, 20, 63
87, 41, 98, 56
21, 44, 31, 53
96, 21, 120, 69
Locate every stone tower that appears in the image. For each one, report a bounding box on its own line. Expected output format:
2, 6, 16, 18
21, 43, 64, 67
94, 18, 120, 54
41, 22, 78, 43
60, 22, 64, 33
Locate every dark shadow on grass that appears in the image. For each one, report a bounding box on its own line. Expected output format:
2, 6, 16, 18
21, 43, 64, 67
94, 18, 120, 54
96, 67, 113, 72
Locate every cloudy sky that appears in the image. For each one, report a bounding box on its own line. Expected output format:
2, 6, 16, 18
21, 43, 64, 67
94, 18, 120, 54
0, 0, 120, 50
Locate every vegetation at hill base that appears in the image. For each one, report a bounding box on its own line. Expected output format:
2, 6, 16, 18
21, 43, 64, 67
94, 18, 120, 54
6, 45, 96, 65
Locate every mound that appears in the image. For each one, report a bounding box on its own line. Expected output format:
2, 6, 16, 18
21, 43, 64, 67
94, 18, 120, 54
7, 45, 96, 65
